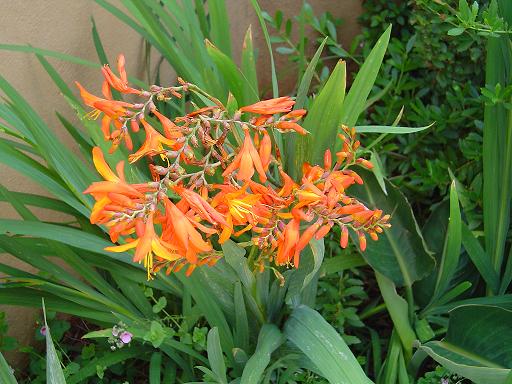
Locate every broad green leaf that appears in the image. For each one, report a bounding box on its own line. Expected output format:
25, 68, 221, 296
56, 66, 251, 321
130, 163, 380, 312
350, 170, 435, 286
286, 239, 324, 307
0, 352, 17, 384
375, 273, 415, 359
221, 240, 254, 291
207, 327, 228, 384
240, 324, 284, 384
286, 60, 346, 178
420, 305, 512, 384
340, 25, 391, 127
355, 123, 433, 134
285, 305, 372, 384
42, 300, 67, 384
426, 294, 512, 316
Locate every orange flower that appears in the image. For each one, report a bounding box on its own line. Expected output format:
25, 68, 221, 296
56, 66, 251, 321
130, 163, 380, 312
240, 96, 295, 115
101, 54, 141, 95
212, 185, 268, 243
152, 109, 182, 140
275, 217, 300, 267
75, 82, 133, 120
161, 199, 213, 264
84, 147, 147, 200
128, 119, 177, 163
105, 215, 180, 278
222, 127, 267, 182
173, 185, 227, 227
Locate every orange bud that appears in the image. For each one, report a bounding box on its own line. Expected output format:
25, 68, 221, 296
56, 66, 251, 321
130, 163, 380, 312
315, 223, 332, 240
324, 149, 332, 170
358, 232, 367, 251
340, 226, 349, 248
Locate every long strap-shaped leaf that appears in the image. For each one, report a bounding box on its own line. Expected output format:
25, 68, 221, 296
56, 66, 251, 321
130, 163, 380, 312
285, 305, 373, 384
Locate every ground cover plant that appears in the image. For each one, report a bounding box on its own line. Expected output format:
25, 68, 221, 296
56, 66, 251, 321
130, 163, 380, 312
0, 0, 511, 383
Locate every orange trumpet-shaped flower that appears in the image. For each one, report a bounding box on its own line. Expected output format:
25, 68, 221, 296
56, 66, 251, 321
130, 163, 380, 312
239, 96, 295, 115
161, 199, 213, 264
173, 185, 227, 227
128, 119, 177, 163
75, 82, 133, 120
105, 215, 180, 278
222, 127, 267, 182
275, 217, 301, 267
102, 54, 141, 95
84, 147, 147, 201
152, 109, 182, 140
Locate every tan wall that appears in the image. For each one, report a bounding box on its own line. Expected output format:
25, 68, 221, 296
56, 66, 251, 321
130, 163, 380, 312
0, 0, 361, 368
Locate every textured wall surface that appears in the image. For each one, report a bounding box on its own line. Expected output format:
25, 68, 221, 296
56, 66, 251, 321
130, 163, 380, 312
0, 0, 361, 367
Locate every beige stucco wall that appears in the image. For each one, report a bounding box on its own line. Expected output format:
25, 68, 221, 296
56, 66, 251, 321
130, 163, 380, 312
0, 0, 361, 368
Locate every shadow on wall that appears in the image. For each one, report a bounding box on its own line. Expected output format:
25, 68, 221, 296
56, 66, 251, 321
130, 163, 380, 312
0, 0, 361, 368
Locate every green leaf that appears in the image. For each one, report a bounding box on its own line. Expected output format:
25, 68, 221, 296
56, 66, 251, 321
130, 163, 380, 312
448, 27, 465, 36
250, 0, 278, 98
295, 37, 328, 109
149, 352, 162, 384
461, 223, 499, 293
483, 24, 512, 286
67, 346, 147, 384
152, 296, 167, 314
375, 273, 416, 359
320, 253, 366, 275
355, 123, 433, 134
350, 170, 435, 286
0, 352, 17, 384
241, 25, 259, 102
206, 0, 231, 57
222, 240, 254, 291
241, 324, 284, 384
42, 300, 67, 384
340, 25, 391, 127
285, 306, 372, 384
233, 281, 249, 352
177, 270, 234, 354
0, 219, 135, 265
205, 39, 257, 105
419, 305, 512, 384
286, 60, 346, 178
0, 44, 99, 68
432, 181, 462, 301
207, 327, 228, 384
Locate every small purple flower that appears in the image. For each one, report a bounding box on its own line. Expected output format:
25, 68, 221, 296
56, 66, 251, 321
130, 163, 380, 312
119, 331, 132, 344
40, 326, 47, 336
441, 379, 449, 384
